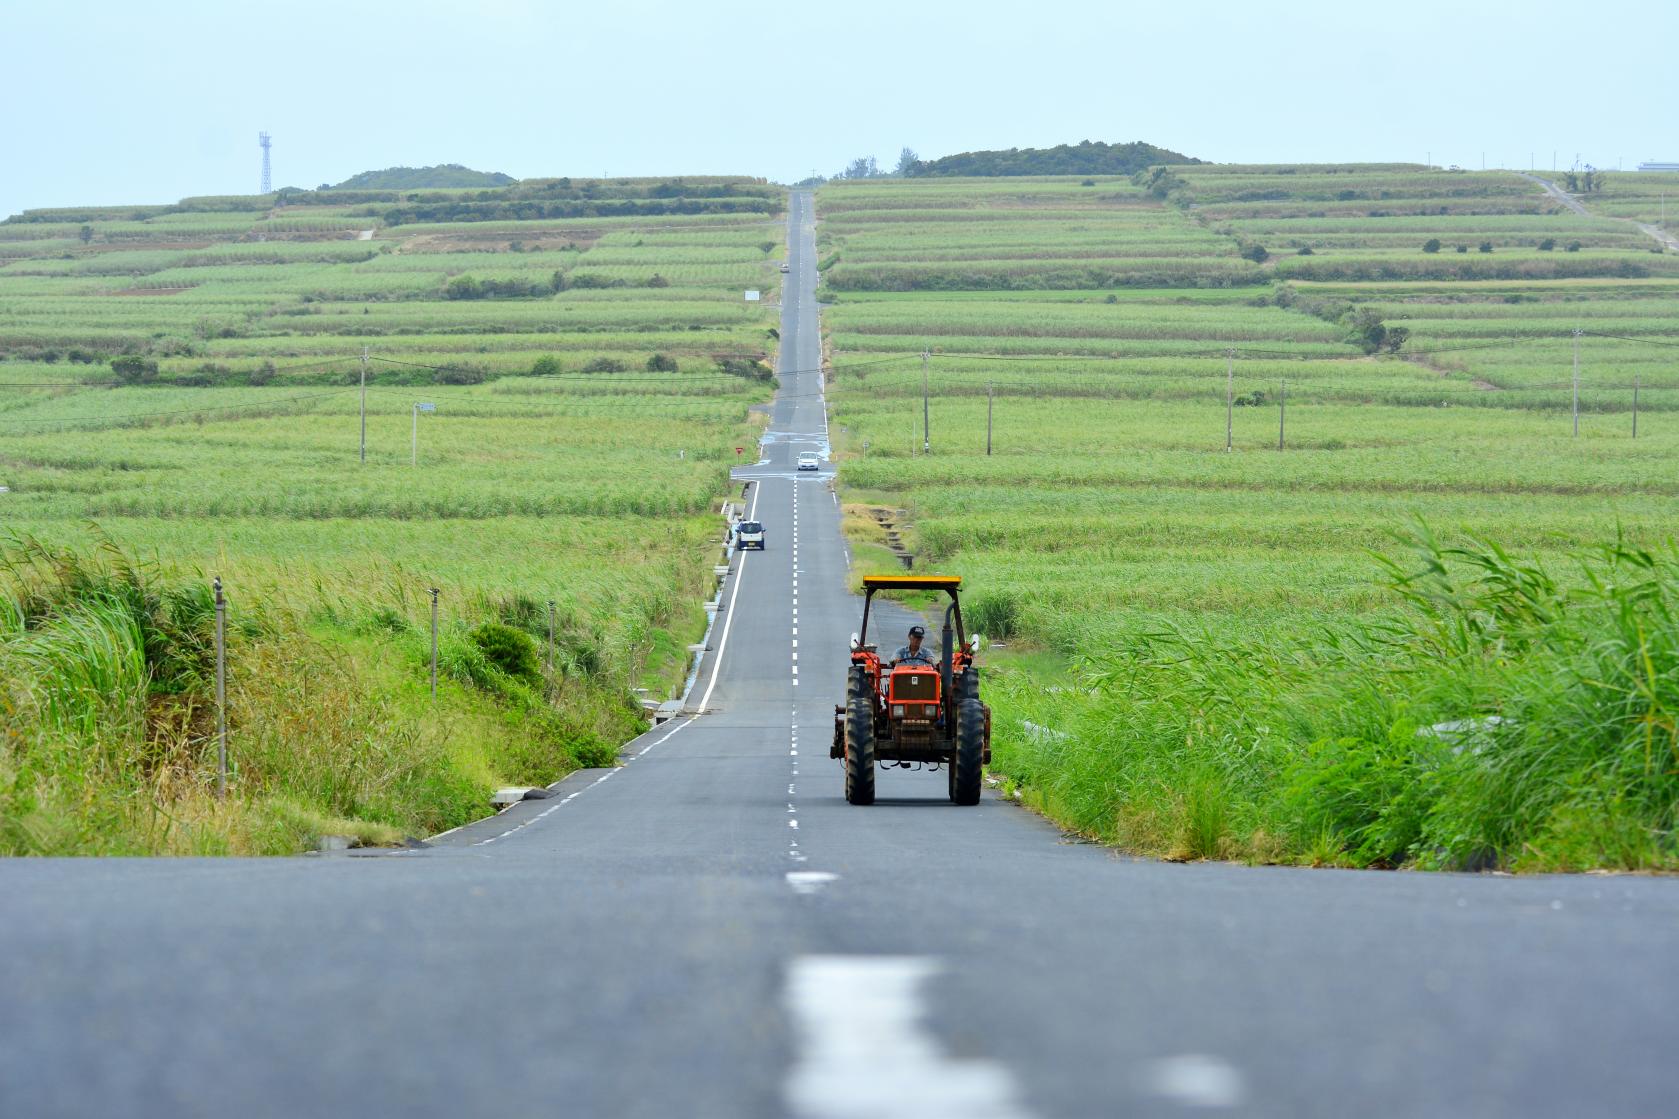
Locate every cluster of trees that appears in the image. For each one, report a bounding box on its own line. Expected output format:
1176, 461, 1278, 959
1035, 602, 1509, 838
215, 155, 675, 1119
327, 165, 517, 190
1562, 169, 1606, 193
903, 140, 1198, 178
813, 140, 1197, 184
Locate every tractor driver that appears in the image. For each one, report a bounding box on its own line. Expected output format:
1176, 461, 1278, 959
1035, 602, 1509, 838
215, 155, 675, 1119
893, 625, 936, 668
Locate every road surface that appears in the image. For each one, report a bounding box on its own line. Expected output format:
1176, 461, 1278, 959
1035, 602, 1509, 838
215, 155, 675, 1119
3, 191, 1677, 1119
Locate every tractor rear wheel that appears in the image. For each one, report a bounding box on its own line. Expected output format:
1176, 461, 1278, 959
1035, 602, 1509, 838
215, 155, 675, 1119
845, 673, 876, 806
951, 698, 984, 806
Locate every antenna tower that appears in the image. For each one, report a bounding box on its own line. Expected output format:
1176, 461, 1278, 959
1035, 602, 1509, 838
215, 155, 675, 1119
258, 132, 272, 194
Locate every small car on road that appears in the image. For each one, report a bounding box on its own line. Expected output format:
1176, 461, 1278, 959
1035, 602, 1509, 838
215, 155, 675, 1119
780, 263, 791, 273
797, 452, 820, 471
734, 520, 765, 550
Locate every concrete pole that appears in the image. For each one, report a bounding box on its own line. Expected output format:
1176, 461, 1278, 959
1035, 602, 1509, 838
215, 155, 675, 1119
1278, 379, 1286, 451
429, 588, 439, 699
921, 349, 930, 455
1573, 329, 1581, 437
360, 346, 368, 463
214, 576, 227, 799
1225, 349, 1234, 452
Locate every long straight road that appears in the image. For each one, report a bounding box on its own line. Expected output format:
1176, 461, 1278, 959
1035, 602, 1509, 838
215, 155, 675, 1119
3, 191, 1677, 1119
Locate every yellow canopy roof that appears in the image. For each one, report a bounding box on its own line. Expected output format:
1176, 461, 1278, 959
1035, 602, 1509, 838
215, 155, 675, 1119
861, 574, 961, 590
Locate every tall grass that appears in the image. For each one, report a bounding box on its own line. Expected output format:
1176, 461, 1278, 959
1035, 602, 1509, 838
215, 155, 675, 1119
0, 534, 661, 855
990, 529, 1679, 871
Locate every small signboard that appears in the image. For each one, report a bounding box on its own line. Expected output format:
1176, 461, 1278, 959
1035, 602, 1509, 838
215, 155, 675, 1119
735, 446, 744, 455
744, 290, 761, 302
416, 402, 436, 412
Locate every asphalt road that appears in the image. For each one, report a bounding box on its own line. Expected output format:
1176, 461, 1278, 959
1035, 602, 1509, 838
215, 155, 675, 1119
3, 191, 1678, 1119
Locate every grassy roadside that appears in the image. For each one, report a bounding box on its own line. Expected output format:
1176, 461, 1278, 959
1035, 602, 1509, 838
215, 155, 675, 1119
980, 531, 1679, 873
0, 529, 715, 855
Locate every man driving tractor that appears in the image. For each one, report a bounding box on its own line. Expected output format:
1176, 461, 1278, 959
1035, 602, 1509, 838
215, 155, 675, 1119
893, 625, 935, 667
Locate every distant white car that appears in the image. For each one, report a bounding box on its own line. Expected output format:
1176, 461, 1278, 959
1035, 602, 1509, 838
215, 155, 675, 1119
797, 452, 820, 471
780, 263, 790, 273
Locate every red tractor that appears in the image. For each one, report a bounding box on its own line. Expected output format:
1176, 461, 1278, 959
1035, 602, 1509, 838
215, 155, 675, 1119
831, 575, 991, 805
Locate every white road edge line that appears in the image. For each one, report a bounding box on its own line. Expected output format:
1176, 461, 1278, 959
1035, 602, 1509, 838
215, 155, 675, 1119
695, 479, 761, 714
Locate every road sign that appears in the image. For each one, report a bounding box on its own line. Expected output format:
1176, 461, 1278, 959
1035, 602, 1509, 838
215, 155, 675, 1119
744, 290, 761, 302
416, 402, 436, 413
735, 446, 744, 455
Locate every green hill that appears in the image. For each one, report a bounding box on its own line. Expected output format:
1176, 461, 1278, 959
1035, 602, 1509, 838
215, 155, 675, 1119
329, 164, 517, 190
905, 139, 1201, 178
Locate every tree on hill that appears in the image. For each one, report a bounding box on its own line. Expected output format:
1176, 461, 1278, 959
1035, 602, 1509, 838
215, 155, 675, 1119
902, 139, 1201, 178
328, 164, 517, 190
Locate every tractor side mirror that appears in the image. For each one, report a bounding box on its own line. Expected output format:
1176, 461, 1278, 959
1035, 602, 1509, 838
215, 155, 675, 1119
850, 632, 861, 651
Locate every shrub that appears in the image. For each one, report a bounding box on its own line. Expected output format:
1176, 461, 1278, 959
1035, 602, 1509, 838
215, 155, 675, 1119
531, 355, 562, 376
1240, 243, 1270, 263
645, 353, 678, 372
1456, 244, 1469, 253
716, 356, 772, 380
1297, 246, 1314, 255
469, 622, 541, 682
581, 356, 626, 373
437, 364, 486, 385
1538, 238, 1556, 251
1423, 238, 1441, 253
646, 273, 671, 288
1567, 241, 1582, 252
1479, 241, 1494, 253
110, 355, 158, 384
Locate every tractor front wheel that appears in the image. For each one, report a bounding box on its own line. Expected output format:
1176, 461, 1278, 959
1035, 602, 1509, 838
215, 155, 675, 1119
951, 698, 984, 806
845, 674, 876, 806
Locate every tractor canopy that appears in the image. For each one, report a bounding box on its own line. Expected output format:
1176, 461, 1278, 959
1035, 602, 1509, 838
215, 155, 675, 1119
856, 574, 965, 649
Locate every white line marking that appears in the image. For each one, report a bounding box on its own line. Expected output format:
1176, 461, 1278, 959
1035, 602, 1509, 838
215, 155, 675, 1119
1144, 1055, 1246, 1109
783, 957, 1034, 1119
695, 481, 760, 714
785, 871, 838, 895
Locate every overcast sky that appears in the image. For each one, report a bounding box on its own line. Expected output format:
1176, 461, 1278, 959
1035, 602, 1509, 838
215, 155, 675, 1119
3, 0, 1672, 218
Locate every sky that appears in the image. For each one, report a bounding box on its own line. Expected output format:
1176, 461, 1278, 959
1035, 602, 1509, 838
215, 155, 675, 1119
2, 0, 1674, 218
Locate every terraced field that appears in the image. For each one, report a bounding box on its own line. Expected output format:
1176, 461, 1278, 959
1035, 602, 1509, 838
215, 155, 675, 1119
0, 177, 780, 853
820, 168, 1679, 871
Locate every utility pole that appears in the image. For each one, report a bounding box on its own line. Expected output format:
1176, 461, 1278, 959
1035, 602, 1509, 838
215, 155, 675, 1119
213, 576, 227, 799
1225, 349, 1234, 452
921, 349, 930, 455
429, 588, 440, 699
360, 345, 369, 463
986, 381, 993, 456
1572, 328, 1581, 437
1278, 379, 1287, 450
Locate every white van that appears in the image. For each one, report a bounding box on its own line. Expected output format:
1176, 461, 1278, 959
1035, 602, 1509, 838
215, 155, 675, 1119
734, 520, 765, 550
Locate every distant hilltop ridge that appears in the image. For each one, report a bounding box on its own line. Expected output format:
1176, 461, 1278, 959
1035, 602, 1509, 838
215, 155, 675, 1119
904, 140, 1202, 178
326, 164, 517, 190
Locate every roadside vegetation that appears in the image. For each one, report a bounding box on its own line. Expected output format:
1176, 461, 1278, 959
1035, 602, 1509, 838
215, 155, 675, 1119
820, 167, 1679, 871
0, 177, 778, 854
